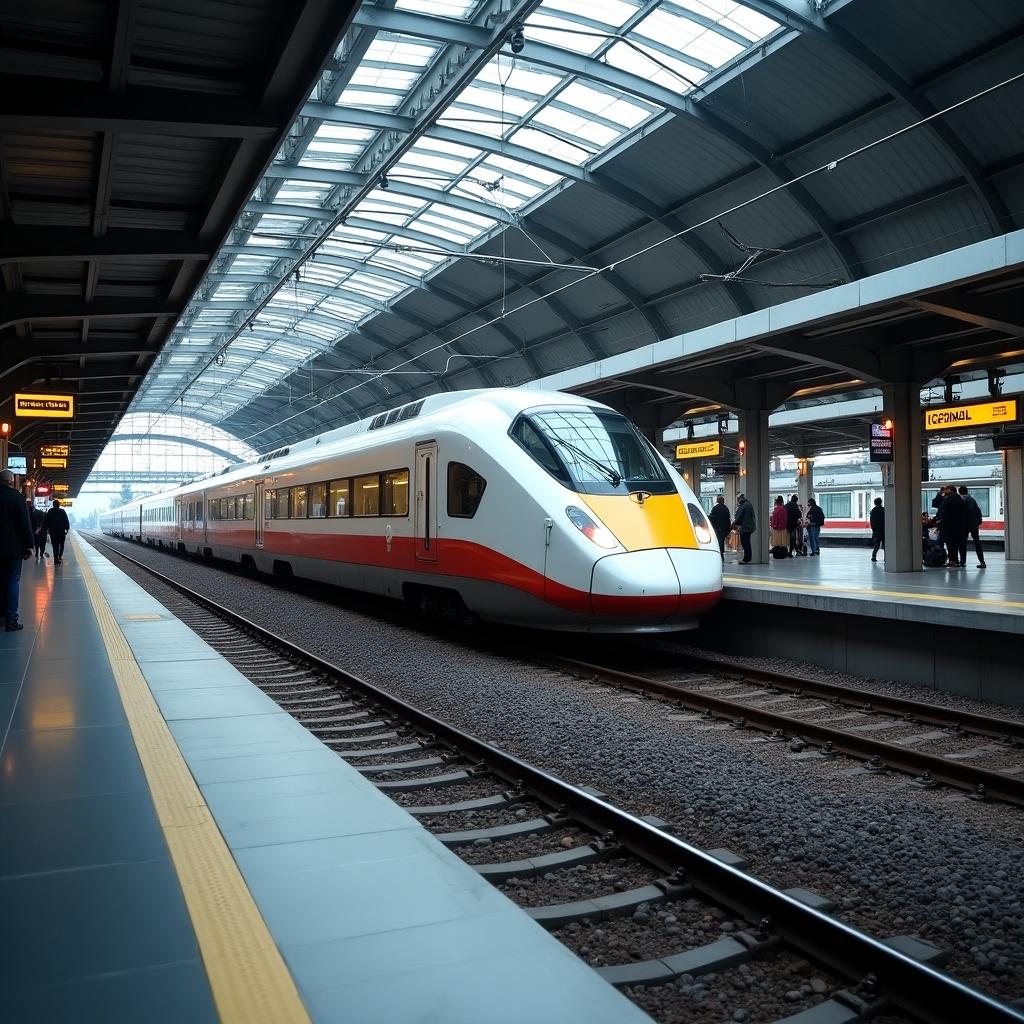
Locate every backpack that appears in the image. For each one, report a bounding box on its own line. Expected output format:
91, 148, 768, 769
771, 545, 790, 559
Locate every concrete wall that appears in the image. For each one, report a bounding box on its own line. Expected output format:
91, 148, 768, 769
696, 600, 1023, 707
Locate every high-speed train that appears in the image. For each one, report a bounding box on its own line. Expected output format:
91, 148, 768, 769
101, 390, 723, 632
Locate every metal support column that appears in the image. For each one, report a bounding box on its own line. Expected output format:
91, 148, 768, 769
1003, 447, 1024, 562
881, 384, 922, 572
796, 456, 813, 508
739, 409, 770, 564
679, 460, 700, 498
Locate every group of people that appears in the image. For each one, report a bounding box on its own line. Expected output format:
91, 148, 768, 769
705, 484, 986, 570
708, 493, 824, 563
923, 484, 986, 569
0, 469, 70, 631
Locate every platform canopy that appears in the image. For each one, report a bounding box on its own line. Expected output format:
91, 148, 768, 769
111, 0, 1024, 452
0, 0, 362, 492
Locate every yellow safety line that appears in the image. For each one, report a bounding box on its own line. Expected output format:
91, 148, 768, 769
723, 574, 1024, 610
71, 535, 311, 1024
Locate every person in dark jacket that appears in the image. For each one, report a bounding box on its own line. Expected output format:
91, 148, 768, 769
785, 495, 803, 555
869, 497, 885, 562
927, 485, 967, 568
708, 495, 732, 558
0, 469, 35, 630
29, 502, 47, 559
732, 494, 756, 564
45, 499, 71, 565
805, 497, 824, 556
958, 485, 986, 568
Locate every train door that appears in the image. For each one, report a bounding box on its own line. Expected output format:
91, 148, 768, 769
255, 482, 265, 548
175, 497, 183, 542
137, 504, 143, 540
415, 441, 438, 562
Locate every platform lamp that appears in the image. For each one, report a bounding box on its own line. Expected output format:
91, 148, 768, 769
0, 420, 8, 478
738, 438, 747, 477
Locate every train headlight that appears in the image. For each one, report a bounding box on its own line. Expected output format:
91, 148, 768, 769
566, 505, 618, 549
687, 502, 713, 544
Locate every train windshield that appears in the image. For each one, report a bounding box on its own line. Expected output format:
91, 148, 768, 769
512, 408, 675, 495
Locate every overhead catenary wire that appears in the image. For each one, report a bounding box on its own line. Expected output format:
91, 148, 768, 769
234, 67, 1024, 446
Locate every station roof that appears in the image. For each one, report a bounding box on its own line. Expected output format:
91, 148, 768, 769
143, 0, 1021, 454
0, 0, 360, 491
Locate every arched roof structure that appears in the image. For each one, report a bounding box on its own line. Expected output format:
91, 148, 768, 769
123, 0, 1024, 451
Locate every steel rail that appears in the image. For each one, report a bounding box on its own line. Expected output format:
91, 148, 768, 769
91, 537, 1024, 1024
545, 654, 1024, 809
675, 651, 1024, 744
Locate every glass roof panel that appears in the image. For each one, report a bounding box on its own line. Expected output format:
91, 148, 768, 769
133, 0, 780, 422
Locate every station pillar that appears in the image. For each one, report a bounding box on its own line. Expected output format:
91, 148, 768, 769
678, 460, 700, 498
739, 409, 770, 564
1003, 447, 1024, 562
881, 384, 922, 572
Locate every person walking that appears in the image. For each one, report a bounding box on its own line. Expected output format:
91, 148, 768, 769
29, 501, 47, 559
805, 497, 824, 556
732, 493, 756, 564
45, 499, 71, 565
869, 497, 885, 562
0, 470, 35, 631
708, 495, 731, 558
958, 486, 986, 567
927, 485, 968, 568
786, 494, 803, 555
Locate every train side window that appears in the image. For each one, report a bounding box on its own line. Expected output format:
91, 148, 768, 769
329, 480, 349, 517
290, 486, 308, 519
309, 482, 327, 518
819, 492, 851, 518
973, 489, 991, 517
196, 498, 204, 524
208, 500, 217, 521
264, 489, 275, 520
243, 494, 254, 520
353, 474, 380, 517
381, 470, 409, 516
273, 488, 289, 520
447, 463, 487, 518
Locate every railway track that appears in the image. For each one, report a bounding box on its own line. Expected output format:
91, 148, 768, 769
539, 646, 1024, 809
91, 536, 1023, 1024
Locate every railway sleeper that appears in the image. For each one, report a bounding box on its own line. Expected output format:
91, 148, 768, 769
435, 814, 564, 847
321, 729, 400, 745
529, 878, 688, 929
375, 770, 471, 791
473, 842, 611, 882
405, 793, 510, 815
597, 931, 777, 988
336, 742, 431, 760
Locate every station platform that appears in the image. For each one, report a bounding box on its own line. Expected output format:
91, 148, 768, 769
0, 536, 649, 1024
698, 547, 1024, 705
724, 547, 1024, 634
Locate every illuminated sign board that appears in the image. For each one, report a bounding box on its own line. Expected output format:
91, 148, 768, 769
14, 393, 75, 419
675, 439, 721, 460
35, 484, 51, 496
40, 457, 67, 469
6, 455, 26, 473
40, 444, 70, 458
869, 421, 894, 463
924, 399, 1018, 431
52, 483, 70, 493
59, 500, 73, 507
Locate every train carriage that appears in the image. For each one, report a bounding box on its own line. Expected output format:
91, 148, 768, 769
101, 390, 723, 632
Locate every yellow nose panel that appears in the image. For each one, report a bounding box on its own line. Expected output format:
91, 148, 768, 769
581, 493, 697, 551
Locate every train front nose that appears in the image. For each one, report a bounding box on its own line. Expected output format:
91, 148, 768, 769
590, 548, 722, 620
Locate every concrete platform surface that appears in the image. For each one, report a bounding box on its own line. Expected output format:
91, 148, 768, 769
723, 547, 1024, 634
2, 537, 653, 1024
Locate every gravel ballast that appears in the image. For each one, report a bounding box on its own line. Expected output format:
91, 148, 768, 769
88, 536, 1024, 1001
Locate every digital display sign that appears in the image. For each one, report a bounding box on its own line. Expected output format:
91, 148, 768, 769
869, 421, 894, 463
40, 457, 67, 469
924, 399, 1018, 431
41, 444, 70, 458
14, 393, 75, 419
675, 440, 721, 460
6, 455, 26, 473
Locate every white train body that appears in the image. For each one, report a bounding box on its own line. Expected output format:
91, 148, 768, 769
101, 390, 723, 632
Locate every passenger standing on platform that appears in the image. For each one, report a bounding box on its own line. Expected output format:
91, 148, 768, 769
786, 495, 803, 555
0, 470, 35, 631
732, 494, 756, 564
709, 495, 731, 558
45, 499, 71, 566
927, 485, 967, 568
958, 486, 986, 568
805, 498, 824, 556
869, 497, 885, 562
770, 496, 788, 553
29, 502, 47, 559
